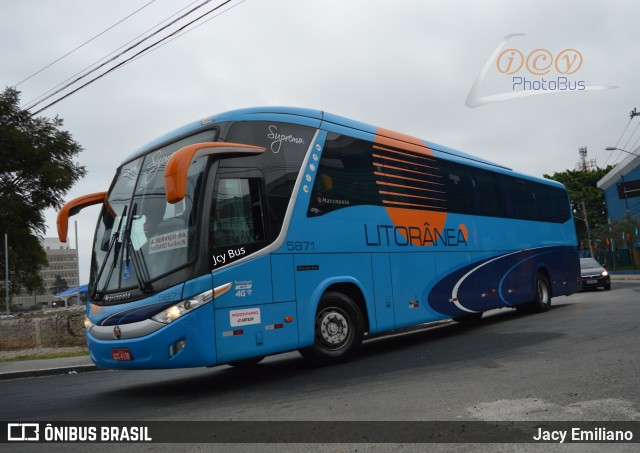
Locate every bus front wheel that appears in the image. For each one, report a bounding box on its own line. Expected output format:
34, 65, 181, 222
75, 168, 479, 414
300, 292, 364, 365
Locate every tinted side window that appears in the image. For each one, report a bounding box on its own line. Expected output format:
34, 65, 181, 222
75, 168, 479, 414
224, 121, 315, 240
531, 183, 571, 223
506, 178, 535, 220
474, 170, 507, 218
308, 133, 381, 216
439, 160, 476, 214
209, 177, 266, 268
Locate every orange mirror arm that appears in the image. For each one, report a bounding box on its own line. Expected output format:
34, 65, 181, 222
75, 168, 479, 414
57, 192, 108, 242
164, 142, 266, 203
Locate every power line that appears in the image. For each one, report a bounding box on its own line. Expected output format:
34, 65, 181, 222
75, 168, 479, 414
26, 0, 218, 111
14, 0, 158, 87
26, 0, 223, 112
126, 0, 247, 65
31, 0, 235, 115
603, 117, 632, 167
611, 119, 640, 167
21, 0, 203, 109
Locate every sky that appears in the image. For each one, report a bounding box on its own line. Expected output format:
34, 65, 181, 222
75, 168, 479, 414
1, 0, 639, 283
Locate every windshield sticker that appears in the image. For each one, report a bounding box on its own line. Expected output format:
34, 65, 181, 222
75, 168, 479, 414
267, 125, 305, 154
130, 216, 147, 250
121, 263, 131, 281
148, 229, 188, 254
230, 308, 261, 327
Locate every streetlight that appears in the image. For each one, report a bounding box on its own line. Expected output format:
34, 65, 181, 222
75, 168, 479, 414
605, 146, 639, 156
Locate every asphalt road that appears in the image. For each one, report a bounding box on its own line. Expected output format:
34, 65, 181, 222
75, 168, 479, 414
2, 281, 639, 451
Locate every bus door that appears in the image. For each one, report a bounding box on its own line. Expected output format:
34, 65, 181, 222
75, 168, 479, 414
208, 170, 297, 363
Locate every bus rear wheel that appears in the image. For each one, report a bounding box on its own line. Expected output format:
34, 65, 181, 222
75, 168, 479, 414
300, 292, 364, 365
518, 272, 552, 313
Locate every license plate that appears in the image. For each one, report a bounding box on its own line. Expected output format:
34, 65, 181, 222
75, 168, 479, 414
586, 279, 598, 285
112, 348, 133, 361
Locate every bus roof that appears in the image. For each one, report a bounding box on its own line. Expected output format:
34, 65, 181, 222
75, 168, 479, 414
124, 106, 562, 188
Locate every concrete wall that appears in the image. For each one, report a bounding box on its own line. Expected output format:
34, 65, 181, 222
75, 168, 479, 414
0, 307, 86, 350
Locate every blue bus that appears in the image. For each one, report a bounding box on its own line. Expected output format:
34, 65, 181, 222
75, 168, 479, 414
57, 107, 580, 368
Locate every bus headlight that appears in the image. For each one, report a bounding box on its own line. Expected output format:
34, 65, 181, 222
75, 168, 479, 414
152, 289, 213, 324
84, 315, 94, 331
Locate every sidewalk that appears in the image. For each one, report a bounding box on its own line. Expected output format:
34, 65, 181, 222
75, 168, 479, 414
609, 272, 640, 281
0, 351, 97, 380
1, 273, 639, 380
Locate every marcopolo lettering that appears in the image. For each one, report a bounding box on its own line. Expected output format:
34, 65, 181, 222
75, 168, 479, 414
364, 223, 468, 247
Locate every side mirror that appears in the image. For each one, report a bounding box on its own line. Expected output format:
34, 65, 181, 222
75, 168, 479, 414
164, 142, 266, 204
57, 192, 108, 242
602, 263, 608, 270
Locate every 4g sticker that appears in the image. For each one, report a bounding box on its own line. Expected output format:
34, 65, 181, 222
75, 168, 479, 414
234, 281, 253, 298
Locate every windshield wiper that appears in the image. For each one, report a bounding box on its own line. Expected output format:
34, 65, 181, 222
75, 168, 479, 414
91, 205, 127, 300
123, 203, 153, 293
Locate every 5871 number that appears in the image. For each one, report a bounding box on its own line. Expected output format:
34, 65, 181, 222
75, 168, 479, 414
286, 241, 315, 251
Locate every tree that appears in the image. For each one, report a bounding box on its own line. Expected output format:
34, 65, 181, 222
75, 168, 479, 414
51, 274, 69, 295
0, 87, 85, 307
544, 166, 613, 254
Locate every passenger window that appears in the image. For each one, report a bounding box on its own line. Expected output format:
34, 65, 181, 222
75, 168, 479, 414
308, 133, 381, 216
209, 178, 265, 254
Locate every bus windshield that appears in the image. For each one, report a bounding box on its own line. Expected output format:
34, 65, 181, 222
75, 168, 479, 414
90, 131, 212, 297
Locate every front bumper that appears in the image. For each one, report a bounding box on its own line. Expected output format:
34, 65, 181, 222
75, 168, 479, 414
580, 275, 610, 289
86, 304, 216, 369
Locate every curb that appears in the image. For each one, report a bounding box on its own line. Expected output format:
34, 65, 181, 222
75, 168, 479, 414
0, 364, 99, 381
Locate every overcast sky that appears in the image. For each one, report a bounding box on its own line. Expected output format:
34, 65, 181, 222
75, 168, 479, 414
1, 0, 638, 283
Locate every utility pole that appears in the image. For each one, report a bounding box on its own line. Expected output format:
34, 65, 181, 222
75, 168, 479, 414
4, 234, 9, 314
582, 200, 594, 258
75, 221, 80, 307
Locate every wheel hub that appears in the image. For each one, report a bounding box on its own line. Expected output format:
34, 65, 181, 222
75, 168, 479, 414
319, 311, 348, 345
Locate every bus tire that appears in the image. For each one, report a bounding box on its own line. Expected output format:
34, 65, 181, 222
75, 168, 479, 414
452, 311, 483, 323
300, 292, 364, 365
228, 356, 265, 367
526, 272, 552, 313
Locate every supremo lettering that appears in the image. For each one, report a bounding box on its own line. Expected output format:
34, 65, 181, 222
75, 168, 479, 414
267, 125, 305, 153
364, 224, 468, 247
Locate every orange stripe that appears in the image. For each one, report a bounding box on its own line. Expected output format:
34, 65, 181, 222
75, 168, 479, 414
372, 153, 439, 171
374, 163, 444, 183
373, 144, 437, 163
382, 200, 445, 210
379, 190, 445, 202
375, 128, 434, 157
376, 180, 445, 195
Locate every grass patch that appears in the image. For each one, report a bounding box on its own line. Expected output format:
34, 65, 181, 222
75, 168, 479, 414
0, 349, 88, 362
